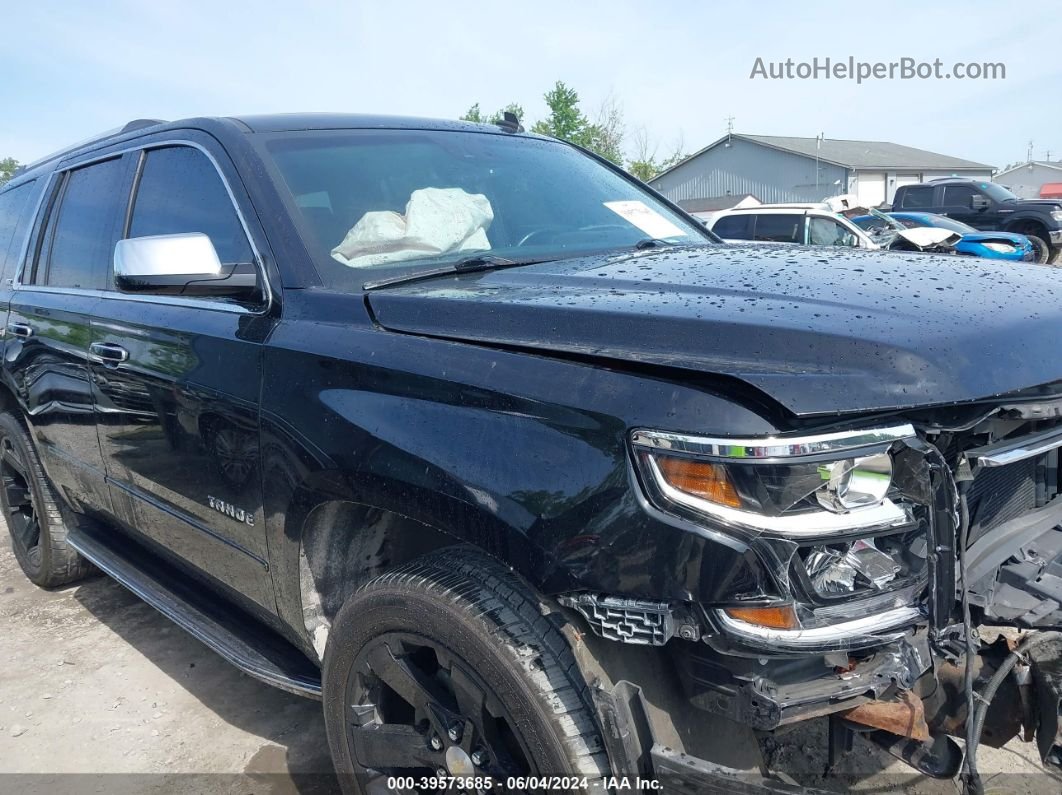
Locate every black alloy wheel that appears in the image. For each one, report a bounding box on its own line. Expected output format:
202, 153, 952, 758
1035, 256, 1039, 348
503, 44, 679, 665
345, 632, 533, 792
1, 432, 41, 569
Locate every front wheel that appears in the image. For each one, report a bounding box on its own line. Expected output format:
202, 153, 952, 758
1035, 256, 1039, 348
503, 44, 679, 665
322, 549, 609, 794
1025, 234, 1051, 264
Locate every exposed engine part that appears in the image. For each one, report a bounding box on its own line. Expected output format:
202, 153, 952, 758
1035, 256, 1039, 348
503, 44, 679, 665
962, 632, 1062, 794
559, 593, 680, 646
1017, 634, 1062, 767
839, 690, 929, 741
866, 731, 963, 779
921, 648, 1024, 747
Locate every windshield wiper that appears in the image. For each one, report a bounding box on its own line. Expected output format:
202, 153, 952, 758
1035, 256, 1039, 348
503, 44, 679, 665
363, 253, 549, 291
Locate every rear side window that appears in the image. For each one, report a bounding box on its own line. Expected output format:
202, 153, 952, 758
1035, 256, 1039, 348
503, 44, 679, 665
0, 181, 38, 284
752, 214, 802, 243
712, 215, 752, 239
129, 147, 252, 265
38, 158, 127, 289
899, 186, 934, 209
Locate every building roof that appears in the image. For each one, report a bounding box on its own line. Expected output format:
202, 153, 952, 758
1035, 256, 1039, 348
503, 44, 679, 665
995, 160, 1062, 178
651, 133, 993, 183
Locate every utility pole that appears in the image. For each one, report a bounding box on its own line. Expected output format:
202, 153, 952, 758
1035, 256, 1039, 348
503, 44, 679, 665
815, 132, 824, 189
1027, 140, 1034, 162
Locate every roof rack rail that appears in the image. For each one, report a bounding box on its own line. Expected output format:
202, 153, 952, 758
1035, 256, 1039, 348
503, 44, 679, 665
121, 118, 167, 133
18, 119, 171, 174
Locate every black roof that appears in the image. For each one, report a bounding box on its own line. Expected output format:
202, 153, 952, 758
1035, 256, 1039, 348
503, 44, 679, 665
229, 113, 508, 134
16, 113, 525, 177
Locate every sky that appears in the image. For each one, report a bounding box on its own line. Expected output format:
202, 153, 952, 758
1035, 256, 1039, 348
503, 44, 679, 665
2, 1, 1059, 170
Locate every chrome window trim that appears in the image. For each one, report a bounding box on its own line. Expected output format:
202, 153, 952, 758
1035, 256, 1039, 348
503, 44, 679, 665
644, 454, 910, 538
13, 138, 273, 316
631, 424, 916, 460
9, 284, 253, 315
714, 605, 923, 651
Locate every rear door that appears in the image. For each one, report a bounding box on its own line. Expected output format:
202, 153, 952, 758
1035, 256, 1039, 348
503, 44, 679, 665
6, 156, 135, 513
751, 213, 804, 243
90, 138, 277, 611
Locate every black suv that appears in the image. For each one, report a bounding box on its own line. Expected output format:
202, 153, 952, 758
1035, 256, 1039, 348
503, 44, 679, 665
3, 115, 1062, 793
893, 176, 1062, 264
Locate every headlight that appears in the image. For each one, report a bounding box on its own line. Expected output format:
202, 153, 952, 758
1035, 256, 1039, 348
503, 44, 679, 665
1051, 209, 1062, 222
631, 424, 933, 644
631, 425, 915, 537
982, 241, 1016, 254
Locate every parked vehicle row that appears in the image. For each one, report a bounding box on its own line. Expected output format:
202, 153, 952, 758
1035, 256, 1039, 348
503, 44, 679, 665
852, 210, 1036, 262
892, 177, 1062, 263
708, 204, 964, 254
3, 114, 1062, 793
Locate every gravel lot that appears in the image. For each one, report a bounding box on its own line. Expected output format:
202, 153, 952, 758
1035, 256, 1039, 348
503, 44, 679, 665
1, 527, 1058, 794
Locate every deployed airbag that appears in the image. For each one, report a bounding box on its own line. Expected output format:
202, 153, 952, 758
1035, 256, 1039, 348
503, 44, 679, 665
332, 187, 493, 268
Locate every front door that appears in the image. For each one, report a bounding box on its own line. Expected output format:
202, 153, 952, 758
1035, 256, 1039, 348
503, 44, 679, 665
91, 142, 276, 610
940, 183, 996, 230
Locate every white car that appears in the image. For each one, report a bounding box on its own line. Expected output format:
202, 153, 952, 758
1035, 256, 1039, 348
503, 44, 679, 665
707, 205, 879, 249
707, 204, 960, 253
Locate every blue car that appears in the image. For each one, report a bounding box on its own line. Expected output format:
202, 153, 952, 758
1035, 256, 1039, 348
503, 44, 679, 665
851, 211, 1035, 262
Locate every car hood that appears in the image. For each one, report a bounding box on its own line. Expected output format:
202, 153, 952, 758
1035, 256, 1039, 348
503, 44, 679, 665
1010, 199, 1062, 211
959, 231, 1031, 245
366, 244, 1062, 417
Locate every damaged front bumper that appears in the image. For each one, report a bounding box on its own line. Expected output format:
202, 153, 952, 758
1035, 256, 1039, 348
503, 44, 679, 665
566, 419, 1062, 789
674, 627, 932, 731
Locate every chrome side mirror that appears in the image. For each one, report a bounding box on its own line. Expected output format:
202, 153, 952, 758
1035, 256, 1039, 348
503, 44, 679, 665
114, 233, 257, 297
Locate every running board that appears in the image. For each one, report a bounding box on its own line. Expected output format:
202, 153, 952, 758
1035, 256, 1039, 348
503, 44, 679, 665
68, 527, 322, 699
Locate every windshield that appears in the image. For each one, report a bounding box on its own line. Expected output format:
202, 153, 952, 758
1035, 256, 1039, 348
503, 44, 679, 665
905, 214, 976, 234
259, 129, 710, 288
980, 182, 1019, 202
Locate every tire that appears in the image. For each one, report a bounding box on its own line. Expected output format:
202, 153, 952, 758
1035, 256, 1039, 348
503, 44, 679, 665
0, 410, 93, 587
1025, 234, 1051, 264
323, 549, 609, 794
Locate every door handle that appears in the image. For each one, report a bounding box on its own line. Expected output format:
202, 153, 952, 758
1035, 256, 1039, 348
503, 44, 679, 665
7, 322, 33, 339
89, 342, 130, 365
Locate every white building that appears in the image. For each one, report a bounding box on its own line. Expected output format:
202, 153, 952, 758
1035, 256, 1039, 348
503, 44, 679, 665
994, 161, 1062, 199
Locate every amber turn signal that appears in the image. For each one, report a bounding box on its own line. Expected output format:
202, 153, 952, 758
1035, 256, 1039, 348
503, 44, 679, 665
723, 604, 800, 630
655, 455, 742, 508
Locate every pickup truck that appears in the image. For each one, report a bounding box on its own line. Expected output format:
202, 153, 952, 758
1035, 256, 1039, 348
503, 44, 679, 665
892, 177, 1062, 264
3, 114, 1062, 793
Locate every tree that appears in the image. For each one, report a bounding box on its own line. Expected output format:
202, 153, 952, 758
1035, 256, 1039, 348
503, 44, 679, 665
459, 82, 691, 171
460, 103, 524, 126
0, 157, 19, 187
627, 128, 687, 182
584, 94, 625, 165
531, 82, 586, 142
527, 81, 623, 163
